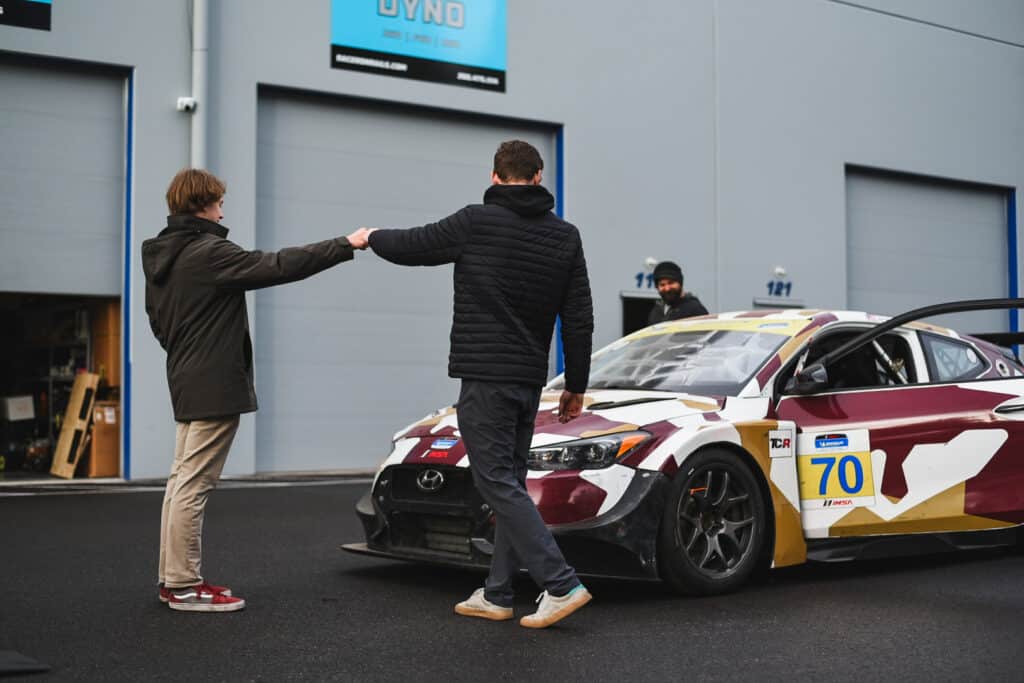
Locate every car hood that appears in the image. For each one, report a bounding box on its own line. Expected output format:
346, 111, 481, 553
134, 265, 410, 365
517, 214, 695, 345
394, 389, 727, 442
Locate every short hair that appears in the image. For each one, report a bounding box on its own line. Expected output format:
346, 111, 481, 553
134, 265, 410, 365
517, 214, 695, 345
493, 140, 544, 182
165, 168, 226, 215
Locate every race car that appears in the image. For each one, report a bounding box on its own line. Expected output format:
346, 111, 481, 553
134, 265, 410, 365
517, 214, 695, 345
344, 299, 1024, 595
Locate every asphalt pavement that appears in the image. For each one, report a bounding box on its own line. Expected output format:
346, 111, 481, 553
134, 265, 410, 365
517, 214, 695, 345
2, 481, 1022, 681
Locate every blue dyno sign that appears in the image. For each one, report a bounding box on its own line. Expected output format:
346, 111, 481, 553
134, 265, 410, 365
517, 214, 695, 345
0, 0, 52, 31
331, 0, 507, 92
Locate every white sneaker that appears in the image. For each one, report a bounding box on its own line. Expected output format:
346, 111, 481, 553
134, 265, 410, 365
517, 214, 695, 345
519, 585, 592, 629
454, 588, 514, 621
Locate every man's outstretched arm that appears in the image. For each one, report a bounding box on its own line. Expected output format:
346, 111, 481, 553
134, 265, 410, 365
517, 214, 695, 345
207, 228, 369, 291
366, 207, 472, 266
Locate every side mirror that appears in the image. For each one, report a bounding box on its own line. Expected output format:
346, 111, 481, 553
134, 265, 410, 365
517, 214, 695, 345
783, 363, 829, 396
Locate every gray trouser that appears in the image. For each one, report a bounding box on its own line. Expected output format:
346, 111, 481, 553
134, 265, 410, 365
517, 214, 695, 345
158, 416, 240, 589
458, 380, 578, 607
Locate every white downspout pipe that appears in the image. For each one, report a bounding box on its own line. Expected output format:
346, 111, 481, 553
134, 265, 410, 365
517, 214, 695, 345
190, 0, 209, 169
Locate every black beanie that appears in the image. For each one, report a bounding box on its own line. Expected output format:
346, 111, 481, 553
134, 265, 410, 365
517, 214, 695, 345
652, 261, 683, 285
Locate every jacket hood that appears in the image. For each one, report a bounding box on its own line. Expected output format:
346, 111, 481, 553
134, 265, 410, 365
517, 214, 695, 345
483, 184, 555, 218
142, 215, 229, 284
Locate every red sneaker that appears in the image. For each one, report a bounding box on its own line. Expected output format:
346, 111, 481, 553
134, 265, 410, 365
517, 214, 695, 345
167, 584, 245, 612
159, 582, 232, 603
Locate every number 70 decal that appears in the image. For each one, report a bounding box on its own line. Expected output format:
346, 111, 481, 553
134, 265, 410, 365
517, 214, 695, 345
796, 434, 876, 510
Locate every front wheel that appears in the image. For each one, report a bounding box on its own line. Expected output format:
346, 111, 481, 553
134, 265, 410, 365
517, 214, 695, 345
657, 448, 768, 595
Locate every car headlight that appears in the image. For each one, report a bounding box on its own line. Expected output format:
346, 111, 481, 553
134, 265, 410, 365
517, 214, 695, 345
527, 431, 651, 471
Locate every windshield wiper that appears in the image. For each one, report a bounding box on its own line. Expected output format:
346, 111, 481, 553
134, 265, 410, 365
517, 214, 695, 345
587, 396, 677, 410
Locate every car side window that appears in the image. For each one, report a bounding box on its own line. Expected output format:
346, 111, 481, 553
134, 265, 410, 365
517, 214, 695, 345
821, 333, 916, 389
920, 334, 987, 382
777, 330, 918, 395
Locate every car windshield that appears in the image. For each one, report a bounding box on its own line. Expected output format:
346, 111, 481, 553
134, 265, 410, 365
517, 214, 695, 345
555, 329, 788, 396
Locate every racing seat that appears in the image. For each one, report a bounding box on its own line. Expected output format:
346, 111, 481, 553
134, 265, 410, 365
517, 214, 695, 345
829, 347, 882, 389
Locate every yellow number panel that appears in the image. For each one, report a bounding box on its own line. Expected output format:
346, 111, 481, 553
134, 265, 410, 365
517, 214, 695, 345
797, 431, 875, 510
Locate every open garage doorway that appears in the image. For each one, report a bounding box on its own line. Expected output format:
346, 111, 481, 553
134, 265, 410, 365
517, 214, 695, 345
0, 294, 122, 480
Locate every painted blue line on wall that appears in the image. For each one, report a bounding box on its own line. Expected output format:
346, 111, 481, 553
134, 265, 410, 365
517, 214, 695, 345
555, 127, 565, 375
1009, 189, 1019, 332
122, 71, 134, 480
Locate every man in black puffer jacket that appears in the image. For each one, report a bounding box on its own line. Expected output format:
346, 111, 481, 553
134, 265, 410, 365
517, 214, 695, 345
366, 140, 594, 629
646, 260, 709, 325
143, 168, 369, 613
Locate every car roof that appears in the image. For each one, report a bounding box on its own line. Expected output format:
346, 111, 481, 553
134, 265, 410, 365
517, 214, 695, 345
632, 309, 960, 340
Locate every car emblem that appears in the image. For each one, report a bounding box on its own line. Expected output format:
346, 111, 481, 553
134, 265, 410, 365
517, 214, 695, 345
415, 469, 445, 493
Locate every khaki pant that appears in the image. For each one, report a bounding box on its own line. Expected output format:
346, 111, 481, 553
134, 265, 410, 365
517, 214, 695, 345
158, 416, 240, 589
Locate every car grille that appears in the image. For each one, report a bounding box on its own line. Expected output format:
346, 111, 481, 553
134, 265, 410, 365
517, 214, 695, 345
377, 466, 488, 559
392, 514, 474, 557
389, 466, 472, 504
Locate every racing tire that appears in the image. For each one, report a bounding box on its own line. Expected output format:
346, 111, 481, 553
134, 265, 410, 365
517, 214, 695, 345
657, 448, 768, 596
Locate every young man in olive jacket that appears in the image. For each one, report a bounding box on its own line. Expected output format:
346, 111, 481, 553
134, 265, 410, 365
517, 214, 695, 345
365, 141, 595, 628
142, 168, 369, 612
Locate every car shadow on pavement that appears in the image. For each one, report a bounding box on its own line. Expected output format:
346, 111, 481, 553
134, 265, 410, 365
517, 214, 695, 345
342, 560, 673, 604
337, 545, 1023, 607
762, 545, 1021, 588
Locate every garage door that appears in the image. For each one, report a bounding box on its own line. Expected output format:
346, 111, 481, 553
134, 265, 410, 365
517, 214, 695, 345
846, 168, 1010, 333
255, 90, 558, 472
0, 58, 125, 296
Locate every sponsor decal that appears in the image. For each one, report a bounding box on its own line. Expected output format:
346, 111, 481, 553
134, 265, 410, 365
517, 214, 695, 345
330, 0, 506, 92
430, 438, 458, 450
0, 0, 52, 31
768, 429, 794, 458
814, 433, 849, 449
821, 498, 854, 508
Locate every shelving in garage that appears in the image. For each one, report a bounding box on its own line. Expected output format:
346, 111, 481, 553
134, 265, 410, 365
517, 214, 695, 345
0, 293, 121, 479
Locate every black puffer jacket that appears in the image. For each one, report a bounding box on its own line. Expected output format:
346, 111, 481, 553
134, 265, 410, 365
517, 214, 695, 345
368, 184, 593, 393
647, 293, 709, 325
142, 215, 353, 421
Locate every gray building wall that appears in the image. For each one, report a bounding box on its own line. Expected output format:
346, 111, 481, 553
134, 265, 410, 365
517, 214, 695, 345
2, 0, 1022, 478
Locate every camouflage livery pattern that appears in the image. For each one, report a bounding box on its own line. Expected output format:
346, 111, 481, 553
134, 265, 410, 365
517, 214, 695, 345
369, 310, 1024, 575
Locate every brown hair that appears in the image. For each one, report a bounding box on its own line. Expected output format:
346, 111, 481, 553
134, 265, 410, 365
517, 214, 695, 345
165, 168, 226, 215
493, 140, 543, 182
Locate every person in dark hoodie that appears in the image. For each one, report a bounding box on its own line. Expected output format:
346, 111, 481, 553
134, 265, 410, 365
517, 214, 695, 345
142, 168, 369, 612
364, 140, 594, 629
646, 260, 709, 325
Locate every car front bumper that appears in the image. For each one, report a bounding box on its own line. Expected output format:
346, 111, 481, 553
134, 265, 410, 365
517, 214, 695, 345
342, 465, 671, 580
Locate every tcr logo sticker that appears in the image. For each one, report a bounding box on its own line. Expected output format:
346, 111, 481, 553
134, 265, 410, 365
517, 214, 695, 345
769, 430, 794, 458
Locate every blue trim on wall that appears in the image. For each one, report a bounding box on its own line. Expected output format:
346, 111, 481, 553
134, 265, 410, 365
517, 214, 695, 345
1009, 188, 1018, 334
122, 71, 134, 480
555, 127, 565, 375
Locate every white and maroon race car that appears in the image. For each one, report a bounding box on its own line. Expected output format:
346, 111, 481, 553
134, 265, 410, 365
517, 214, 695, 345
344, 299, 1024, 595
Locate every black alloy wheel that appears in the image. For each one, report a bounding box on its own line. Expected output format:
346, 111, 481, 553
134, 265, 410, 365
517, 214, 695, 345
657, 448, 767, 595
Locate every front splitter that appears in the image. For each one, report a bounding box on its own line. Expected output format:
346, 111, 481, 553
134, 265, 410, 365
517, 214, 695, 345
340, 542, 661, 583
